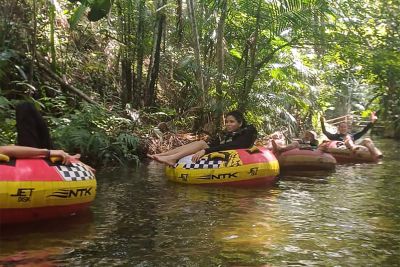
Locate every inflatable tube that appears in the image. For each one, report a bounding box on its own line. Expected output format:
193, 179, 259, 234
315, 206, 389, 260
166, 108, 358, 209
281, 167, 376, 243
319, 141, 380, 163
165, 147, 279, 186
277, 148, 336, 171
0, 156, 96, 224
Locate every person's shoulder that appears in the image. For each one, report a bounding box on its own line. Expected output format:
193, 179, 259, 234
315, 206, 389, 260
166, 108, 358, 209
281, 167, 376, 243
245, 124, 256, 130
244, 125, 257, 134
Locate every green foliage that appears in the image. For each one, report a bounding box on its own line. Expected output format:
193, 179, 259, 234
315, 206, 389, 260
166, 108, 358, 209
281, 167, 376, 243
0, 95, 16, 145
51, 104, 140, 166
2, 0, 400, 145
69, 4, 88, 29
0, 49, 18, 80
87, 0, 112, 22
312, 0, 400, 137
67, 0, 112, 27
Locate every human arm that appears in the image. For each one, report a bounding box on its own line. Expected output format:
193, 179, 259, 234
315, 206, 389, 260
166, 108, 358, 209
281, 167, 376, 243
353, 123, 373, 141
207, 135, 221, 147
191, 135, 220, 161
0, 146, 73, 164
320, 117, 338, 140
353, 112, 377, 141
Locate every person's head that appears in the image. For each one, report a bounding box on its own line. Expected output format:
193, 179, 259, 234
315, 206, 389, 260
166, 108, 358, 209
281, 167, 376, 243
225, 110, 247, 132
337, 122, 348, 135
16, 102, 53, 149
304, 130, 317, 142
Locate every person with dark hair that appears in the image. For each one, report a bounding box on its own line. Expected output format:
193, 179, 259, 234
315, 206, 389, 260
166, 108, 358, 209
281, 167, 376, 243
148, 110, 257, 166
7, 102, 92, 168
16, 102, 53, 149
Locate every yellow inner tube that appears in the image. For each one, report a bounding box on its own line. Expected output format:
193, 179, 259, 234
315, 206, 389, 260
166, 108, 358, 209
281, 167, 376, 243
166, 149, 279, 184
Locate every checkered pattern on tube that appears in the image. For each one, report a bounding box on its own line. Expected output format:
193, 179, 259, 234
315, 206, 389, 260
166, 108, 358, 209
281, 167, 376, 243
181, 159, 222, 169
55, 163, 95, 181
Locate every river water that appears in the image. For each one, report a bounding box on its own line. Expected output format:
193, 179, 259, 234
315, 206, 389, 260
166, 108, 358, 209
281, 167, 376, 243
1, 139, 399, 266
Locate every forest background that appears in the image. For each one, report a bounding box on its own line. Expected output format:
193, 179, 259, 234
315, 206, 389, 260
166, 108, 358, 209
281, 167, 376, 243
0, 0, 399, 166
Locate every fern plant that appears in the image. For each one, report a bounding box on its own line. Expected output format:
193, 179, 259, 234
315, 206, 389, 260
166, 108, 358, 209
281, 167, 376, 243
0, 95, 16, 145
51, 104, 140, 166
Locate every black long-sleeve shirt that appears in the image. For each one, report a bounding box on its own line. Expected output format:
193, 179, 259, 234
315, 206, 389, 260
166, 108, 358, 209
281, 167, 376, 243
204, 125, 257, 154
321, 121, 373, 141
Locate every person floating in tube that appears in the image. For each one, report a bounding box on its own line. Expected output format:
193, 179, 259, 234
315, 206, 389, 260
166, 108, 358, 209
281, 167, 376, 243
319, 111, 382, 159
0, 102, 91, 169
271, 130, 319, 154
147, 110, 257, 166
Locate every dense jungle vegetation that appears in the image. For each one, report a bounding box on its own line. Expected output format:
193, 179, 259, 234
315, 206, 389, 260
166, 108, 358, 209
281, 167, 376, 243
0, 0, 399, 166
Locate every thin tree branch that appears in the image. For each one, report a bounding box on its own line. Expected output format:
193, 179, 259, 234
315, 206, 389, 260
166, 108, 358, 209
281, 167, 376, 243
36, 59, 98, 105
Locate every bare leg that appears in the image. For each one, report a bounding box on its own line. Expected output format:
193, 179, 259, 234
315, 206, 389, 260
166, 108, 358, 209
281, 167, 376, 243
154, 140, 209, 166
359, 138, 382, 159
279, 141, 300, 153
271, 139, 279, 153
271, 140, 299, 153
344, 136, 356, 150
148, 140, 208, 158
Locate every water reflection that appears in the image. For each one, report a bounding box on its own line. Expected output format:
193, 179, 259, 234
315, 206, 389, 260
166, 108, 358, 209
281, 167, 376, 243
0, 211, 94, 266
213, 188, 287, 266
0, 139, 399, 266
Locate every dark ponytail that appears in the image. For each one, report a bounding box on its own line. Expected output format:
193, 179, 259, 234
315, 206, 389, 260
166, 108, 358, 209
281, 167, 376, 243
16, 102, 54, 149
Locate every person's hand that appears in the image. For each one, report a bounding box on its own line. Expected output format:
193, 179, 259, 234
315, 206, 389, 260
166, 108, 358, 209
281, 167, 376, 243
81, 162, 96, 173
50, 150, 72, 165
192, 149, 206, 162
344, 134, 353, 142
370, 111, 378, 123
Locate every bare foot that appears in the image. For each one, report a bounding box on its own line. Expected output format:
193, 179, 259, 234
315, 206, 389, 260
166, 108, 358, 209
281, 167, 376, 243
271, 139, 280, 154
147, 154, 155, 159
372, 153, 383, 161
154, 155, 176, 166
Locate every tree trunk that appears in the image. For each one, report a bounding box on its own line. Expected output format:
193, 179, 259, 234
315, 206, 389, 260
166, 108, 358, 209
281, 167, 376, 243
176, 0, 183, 44
127, 0, 135, 106
215, 0, 227, 131
49, 2, 57, 71
238, 0, 261, 112
187, 0, 205, 106
135, 0, 146, 107
240, 41, 292, 111
121, 57, 133, 106
29, 0, 38, 83
144, 0, 166, 106
119, 1, 135, 107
